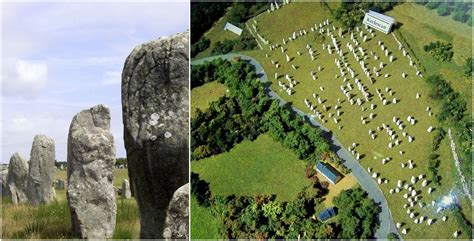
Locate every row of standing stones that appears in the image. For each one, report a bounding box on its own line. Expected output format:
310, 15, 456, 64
1, 31, 189, 239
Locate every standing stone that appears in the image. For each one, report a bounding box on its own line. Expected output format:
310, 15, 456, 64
67, 105, 116, 238
163, 183, 189, 239
122, 31, 189, 238
27, 135, 55, 205
55, 179, 66, 190
121, 179, 132, 199
5, 153, 29, 205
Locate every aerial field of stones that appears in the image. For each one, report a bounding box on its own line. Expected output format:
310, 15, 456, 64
190, 1, 472, 240
248, 2, 471, 239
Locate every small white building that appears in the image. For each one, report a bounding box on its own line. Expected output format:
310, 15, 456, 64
223, 22, 243, 36
363, 11, 396, 34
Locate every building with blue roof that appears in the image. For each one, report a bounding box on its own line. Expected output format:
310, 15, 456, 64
318, 207, 337, 222
316, 162, 342, 185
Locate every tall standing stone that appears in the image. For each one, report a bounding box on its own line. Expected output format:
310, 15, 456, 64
122, 31, 189, 238
27, 135, 55, 205
163, 183, 189, 239
5, 153, 29, 205
67, 105, 116, 238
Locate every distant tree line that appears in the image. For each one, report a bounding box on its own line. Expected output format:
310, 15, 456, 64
191, 172, 380, 239
416, 1, 472, 26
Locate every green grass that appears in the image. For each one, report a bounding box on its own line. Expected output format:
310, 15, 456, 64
195, 8, 240, 59
190, 196, 221, 239
239, 2, 470, 239
388, 3, 472, 110
2, 168, 139, 239
191, 81, 227, 118
192, 134, 311, 202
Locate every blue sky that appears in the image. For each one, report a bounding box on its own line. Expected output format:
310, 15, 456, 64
2, 2, 189, 163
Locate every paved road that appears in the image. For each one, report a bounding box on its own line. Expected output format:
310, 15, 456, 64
193, 53, 400, 239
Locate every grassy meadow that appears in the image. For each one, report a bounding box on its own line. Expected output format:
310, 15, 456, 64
195, 8, 240, 59
191, 81, 227, 118
192, 134, 311, 202
388, 3, 472, 110
240, 2, 470, 239
1, 168, 139, 239
190, 196, 221, 239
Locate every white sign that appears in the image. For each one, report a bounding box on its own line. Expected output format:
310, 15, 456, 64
363, 11, 395, 34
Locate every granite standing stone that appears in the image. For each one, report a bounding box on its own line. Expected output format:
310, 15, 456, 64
67, 105, 116, 238
121, 179, 132, 199
5, 153, 29, 205
163, 183, 189, 240
26, 135, 55, 205
122, 31, 189, 238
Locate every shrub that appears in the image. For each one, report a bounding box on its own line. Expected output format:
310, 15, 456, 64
212, 39, 238, 55
426, 1, 441, 10
464, 58, 473, 77
191, 37, 210, 57
437, 3, 451, 16
452, 10, 469, 23
387, 232, 400, 240
423, 41, 453, 62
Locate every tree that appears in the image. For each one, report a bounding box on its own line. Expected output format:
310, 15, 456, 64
437, 3, 451, 16
334, 188, 381, 239
191, 172, 212, 207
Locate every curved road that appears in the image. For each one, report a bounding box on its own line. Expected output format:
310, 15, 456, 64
193, 53, 400, 239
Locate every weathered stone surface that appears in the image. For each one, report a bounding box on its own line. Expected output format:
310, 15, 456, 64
67, 104, 116, 238
163, 183, 189, 240
121, 179, 132, 199
122, 31, 189, 238
55, 179, 66, 190
5, 153, 29, 205
27, 135, 55, 205
1, 169, 7, 199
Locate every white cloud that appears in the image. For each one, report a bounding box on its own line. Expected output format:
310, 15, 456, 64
3, 59, 48, 98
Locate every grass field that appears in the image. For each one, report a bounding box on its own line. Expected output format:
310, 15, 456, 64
191, 81, 227, 118
1, 168, 139, 239
242, 2, 470, 239
195, 8, 240, 59
388, 3, 472, 110
190, 196, 221, 239
192, 134, 311, 202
